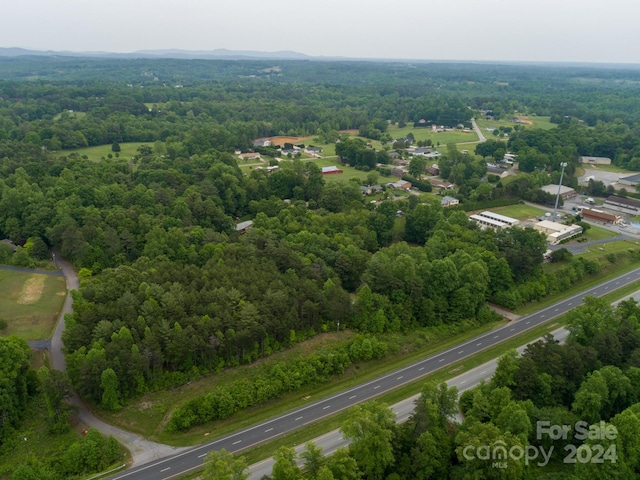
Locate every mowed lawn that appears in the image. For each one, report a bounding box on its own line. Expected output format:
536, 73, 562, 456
58, 142, 148, 162
490, 204, 547, 220
0, 269, 67, 341
475, 115, 556, 134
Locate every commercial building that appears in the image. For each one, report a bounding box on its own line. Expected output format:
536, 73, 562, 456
534, 220, 583, 245
540, 184, 577, 199
618, 174, 640, 187
470, 211, 519, 230
581, 208, 621, 225
579, 156, 612, 165
604, 195, 640, 214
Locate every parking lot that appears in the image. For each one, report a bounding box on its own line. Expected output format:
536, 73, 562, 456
579, 168, 629, 188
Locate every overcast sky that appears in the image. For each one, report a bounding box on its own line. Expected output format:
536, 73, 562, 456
3, 0, 640, 64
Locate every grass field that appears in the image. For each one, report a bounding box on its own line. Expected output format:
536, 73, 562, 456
475, 115, 556, 133
582, 224, 618, 241
58, 142, 148, 162
580, 163, 633, 174
489, 204, 547, 220
384, 125, 478, 146
0, 269, 66, 341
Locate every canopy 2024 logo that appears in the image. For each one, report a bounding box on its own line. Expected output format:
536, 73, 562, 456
462, 421, 618, 469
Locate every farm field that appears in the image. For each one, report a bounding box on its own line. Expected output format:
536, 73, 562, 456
0, 269, 66, 341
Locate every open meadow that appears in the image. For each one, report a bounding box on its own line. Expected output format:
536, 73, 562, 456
58, 142, 148, 162
0, 269, 66, 341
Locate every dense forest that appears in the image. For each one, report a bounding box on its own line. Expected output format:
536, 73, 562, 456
3, 56, 640, 478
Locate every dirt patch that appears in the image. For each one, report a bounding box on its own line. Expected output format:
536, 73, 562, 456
339, 129, 359, 134
266, 135, 313, 146
17, 275, 46, 305
515, 115, 534, 125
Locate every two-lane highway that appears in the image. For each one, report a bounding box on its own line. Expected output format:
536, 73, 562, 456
110, 266, 640, 480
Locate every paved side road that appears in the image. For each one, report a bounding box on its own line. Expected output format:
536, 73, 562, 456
0, 264, 63, 276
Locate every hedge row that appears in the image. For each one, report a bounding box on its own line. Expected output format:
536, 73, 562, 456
167, 336, 388, 432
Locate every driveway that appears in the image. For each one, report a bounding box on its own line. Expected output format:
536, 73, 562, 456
46, 253, 188, 466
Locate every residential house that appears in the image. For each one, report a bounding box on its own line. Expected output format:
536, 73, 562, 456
441, 196, 459, 207
387, 180, 412, 190
486, 165, 509, 178
238, 152, 261, 161
430, 179, 454, 190
235, 220, 254, 233
305, 146, 323, 155
322, 166, 343, 175
253, 139, 271, 147
411, 147, 433, 156
360, 186, 373, 195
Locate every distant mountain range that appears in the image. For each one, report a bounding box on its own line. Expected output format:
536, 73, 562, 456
0, 47, 317, 60
1, 47, 639, 69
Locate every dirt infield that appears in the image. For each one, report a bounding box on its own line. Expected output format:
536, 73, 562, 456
266, 135, 313, 146
17, 274, 46, 305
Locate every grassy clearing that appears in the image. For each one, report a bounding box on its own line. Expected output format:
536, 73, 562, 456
96, 321, 506, 445
52, 111, 87, 121
58, 142, 148, 163
0, 270, 66, 341
489, 204, 547, 220
582, 225, 618, 241
580, 163, 633, 174
475, 115, 556, 133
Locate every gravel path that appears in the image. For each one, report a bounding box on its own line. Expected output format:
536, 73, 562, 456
46, 253, 188, 467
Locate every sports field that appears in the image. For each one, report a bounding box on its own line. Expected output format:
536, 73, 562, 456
0, 269, 67, 341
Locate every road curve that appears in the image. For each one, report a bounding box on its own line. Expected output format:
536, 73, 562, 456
107, 266, 640, 480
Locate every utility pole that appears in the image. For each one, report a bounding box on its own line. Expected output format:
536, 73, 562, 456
553, 162, 568, 221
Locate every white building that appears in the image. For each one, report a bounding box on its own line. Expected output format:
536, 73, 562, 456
534, 220, 582, 245
470, 211, 519, 229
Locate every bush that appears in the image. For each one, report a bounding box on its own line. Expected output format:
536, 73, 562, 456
167, 338, 387, 432
0, 318, 7, 330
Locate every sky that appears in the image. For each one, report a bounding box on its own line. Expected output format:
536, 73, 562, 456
3, 0, 640, 64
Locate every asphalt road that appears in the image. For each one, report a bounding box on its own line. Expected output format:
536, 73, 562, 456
247, 327, 571, 479
108, 266, 640, 480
